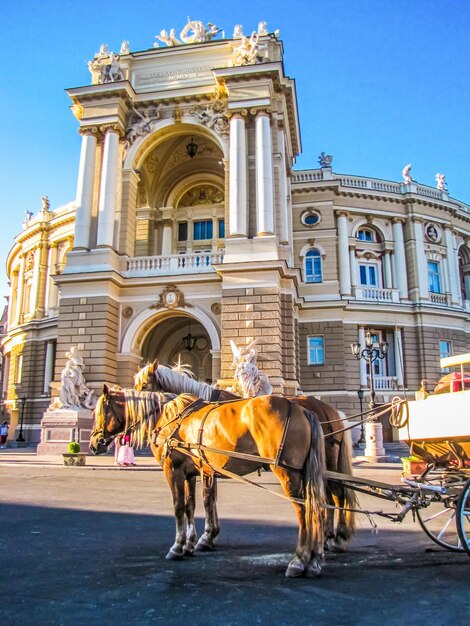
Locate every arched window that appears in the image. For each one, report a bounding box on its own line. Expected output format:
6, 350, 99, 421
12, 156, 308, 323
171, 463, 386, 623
305, 249, 323, 283
357, 228, 376, 242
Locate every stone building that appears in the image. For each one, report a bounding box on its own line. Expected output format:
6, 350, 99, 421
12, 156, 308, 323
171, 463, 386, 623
2, 21, 470, 444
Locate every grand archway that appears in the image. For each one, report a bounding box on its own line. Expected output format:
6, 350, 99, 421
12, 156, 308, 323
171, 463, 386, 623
141, 314, 213, 382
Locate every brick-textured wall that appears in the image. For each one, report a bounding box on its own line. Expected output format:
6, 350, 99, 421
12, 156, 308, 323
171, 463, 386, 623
55, 295, 120, 389
220, 287, 295, 391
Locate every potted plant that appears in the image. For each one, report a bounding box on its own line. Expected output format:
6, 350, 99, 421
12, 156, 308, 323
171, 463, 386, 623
62, 442, 87, 466
401, 455, 428, 475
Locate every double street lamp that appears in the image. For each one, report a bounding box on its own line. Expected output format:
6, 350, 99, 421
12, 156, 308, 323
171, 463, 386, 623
351, 331, 388, 414
351, 331, 389, 459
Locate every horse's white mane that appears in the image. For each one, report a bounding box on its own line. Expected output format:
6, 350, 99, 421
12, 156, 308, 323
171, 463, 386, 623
123, 389, 169, 448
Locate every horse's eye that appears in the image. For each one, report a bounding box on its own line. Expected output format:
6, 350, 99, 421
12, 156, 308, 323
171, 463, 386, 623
142, 383, 147, 390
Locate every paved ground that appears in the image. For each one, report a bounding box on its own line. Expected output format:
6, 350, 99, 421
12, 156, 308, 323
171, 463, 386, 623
0, 448, 469, 625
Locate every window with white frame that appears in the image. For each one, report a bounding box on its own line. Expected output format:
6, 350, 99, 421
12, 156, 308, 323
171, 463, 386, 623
357, 228, 376, 242
428, 261, 442, 293
439, 340, 452, 372
307, 336, 324, 365
304, 249, 323, 283
358, 263, 379, 287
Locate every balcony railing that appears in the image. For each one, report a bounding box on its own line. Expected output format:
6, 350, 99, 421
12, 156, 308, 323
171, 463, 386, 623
124, 252, 224, 277
370, 376, 398, 391
291, 169, 470, 215
429, 293, 451, 306
354, 287, 400, 303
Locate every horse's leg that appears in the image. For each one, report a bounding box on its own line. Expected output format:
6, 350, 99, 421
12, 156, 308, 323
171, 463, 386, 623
331, 431, 357, 551
271, 467, 314, 577
195, 473, 219, 551
183, 476, 198, 556
163, 463, 187, 560
324, 485, 336, 551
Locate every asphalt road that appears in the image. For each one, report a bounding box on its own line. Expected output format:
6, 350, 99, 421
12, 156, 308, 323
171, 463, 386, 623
0, 453, 469, 626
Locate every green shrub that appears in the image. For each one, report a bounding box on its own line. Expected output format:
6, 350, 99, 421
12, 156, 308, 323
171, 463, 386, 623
67, 442, 81, 454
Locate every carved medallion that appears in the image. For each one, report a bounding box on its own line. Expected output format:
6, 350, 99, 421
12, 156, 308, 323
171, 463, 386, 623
150, 285, 191, 310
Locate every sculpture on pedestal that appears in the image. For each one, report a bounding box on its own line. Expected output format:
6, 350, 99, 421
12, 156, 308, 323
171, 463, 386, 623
232, 31, 267, 66
435, 173, 446, 191
229, 339, 272, 398
87, 46, 125, 84
402, 163, 414, 184
50, 347, 96, 410
318, 152, 333, 168
180, 17, 221, 44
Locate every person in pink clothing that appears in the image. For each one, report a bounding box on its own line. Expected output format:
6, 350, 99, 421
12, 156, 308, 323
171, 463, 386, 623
115, 433, 136, 466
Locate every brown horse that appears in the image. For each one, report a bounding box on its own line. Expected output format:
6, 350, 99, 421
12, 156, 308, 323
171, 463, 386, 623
134, 360, 357, 551
90, 386, 327, 578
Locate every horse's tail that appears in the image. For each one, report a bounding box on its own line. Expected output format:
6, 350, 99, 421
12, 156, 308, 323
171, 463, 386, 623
302, 410, 327, 556
336, 426, 358, 537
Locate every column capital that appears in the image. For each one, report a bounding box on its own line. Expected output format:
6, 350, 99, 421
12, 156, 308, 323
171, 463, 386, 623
335, 210, 350, 218
411, 216, 424, 224
99, 123, 125, 138
392, 216, 406, 224
227, 109, 248, 119
78, 125, 100, 137
250, 107, 271, 118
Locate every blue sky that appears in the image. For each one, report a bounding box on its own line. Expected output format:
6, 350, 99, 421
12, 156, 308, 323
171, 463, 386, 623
0, 0, 469, 297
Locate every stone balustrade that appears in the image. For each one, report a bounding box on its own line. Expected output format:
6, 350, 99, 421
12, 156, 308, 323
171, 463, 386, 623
354, 286, 400, 303
370, 375, 399, 391
291, 169, 470, 214
125, 252, 224, 276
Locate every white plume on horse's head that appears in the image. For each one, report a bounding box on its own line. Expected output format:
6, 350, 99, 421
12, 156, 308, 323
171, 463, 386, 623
171, 354, 195, 379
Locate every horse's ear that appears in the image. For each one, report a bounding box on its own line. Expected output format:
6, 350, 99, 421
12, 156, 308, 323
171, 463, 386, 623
103, 384, 109, 395
150, 359, 158, 372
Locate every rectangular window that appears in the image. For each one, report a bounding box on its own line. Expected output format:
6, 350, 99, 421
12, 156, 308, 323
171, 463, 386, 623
178, 222, 188, 242
359, 264, 378, 287
428, 261, 441, 293
439, 340, 452, 372
307, 336, 324, 365
218, 219, 225, 239
193, 220, 213, 241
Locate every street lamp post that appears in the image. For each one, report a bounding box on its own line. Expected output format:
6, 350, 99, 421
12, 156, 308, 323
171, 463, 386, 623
16, 396, 27, 443
351, 331, 388, 459
355, 388, 365, 446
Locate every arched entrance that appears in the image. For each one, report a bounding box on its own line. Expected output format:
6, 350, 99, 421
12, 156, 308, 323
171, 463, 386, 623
141, 314, 213, 382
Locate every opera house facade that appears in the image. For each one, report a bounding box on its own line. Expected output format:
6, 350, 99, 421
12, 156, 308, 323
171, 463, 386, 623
2, 21, 470, 444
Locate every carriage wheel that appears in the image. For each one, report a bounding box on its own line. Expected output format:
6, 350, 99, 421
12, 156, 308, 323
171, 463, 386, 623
416, 480, 465, 552
456, 479, 470, 556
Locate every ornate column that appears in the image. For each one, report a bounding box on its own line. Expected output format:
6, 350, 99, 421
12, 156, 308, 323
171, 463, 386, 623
8, 270, 19, 328
276, 129, 289, 244
336, 211, 351, 296
30, 246, 43, 317
43, 340, 55, 394
349, 246, 357, 290
392, 218, 408, 299
254, 110, 274, 236
97, 125, 121, 248
393, 328, 404, 387
45, 243, 59, 311
444, 227, 461, 305
358, 327, 367, 386
160, 207, 175, 256
228, 113, 247, 237
383, 251, 392, 289
14, 254, 26, 325
74, 128, 98, 250
413, 218, 428, 299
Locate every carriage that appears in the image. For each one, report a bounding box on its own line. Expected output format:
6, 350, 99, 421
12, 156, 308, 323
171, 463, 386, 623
327, 351, 470, 555
90, 353, 470, 579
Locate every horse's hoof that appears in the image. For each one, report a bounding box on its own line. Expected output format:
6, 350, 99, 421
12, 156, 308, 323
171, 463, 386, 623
165, 548, 184, 561
183, 547, 195, 556
195, 538, 215, 552
305, 559, 322, 578
331, 537, 347, 553
285, 557, 305, 578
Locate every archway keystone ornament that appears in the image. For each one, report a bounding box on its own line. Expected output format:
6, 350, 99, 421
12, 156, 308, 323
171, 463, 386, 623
150, 285, 192, 310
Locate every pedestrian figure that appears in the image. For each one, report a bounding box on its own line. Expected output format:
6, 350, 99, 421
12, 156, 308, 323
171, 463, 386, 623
0, 421, 9, 448
116, 433, 136, 466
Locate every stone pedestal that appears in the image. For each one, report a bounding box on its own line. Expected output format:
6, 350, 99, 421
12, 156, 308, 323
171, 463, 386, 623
355, 421, 390, 463
37, 408, 94, 455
